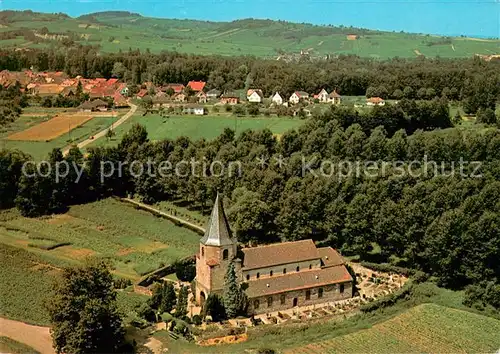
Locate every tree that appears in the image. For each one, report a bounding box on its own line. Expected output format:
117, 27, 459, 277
452, 110, 462, 126
175, 286, 188, 318
403, 86, 414, 99
223, 262, 247, 318
476, 108, 496, 125
392, 89, 403, 99
201, 294, 226, 322
47, 259, 125, 354
247, 104, 260, 116
173, 259, 196, 282
160, 282, 176, 314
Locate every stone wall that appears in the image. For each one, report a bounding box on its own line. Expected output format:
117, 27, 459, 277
247, 281, 353, 315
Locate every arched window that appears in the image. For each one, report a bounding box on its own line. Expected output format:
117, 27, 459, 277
256, 272, 260, 279
305, 290, 311, 300
280, 294, 286, 305
267, 297, 273, 307
340, 284, 345, 293
222, 249, 229, 260
254, 299, 260, 309
309, 264, 312, 270
201, 247, 204, 256
318, 288, 324, 298
283, 268, 287, 274
296, 266, 300, 272
246, 274, 250, 281
269, 270, 273, 277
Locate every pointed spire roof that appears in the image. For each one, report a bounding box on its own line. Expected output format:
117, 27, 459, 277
200, 193, 235, 247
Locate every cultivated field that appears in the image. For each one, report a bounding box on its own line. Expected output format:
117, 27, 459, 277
2, 11, 499, 58
0, 198, 200, 325
7, 114, 93, 141
287, 304, 500, 353
89, 113, 303, 148
0, 111, 121, 160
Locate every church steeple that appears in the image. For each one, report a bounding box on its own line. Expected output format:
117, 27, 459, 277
200, 193, 235, 247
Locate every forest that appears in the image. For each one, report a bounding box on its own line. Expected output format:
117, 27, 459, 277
1, 47, 499, 113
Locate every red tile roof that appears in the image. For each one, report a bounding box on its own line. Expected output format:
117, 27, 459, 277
242, 239, 320, 270
245, 265, 353, 298
107, 78, 119, 85
137, 89, 148, 98
318, 247, 345, 268
368, 97, 384, 103
166, 84, 185, 93
188, 81, 206, 92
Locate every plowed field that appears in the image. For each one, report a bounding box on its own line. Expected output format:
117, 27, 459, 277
7, 114, 92, 141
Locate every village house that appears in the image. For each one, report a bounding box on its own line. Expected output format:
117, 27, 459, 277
220, 92, 240, 105
174, 92, 187, 103
152, 96, 170, 109
196, 91, 208, 104
289, 91, 309, 104
366, 97, 385, 106
165, 84, 185, 95
136, 89, 148, 99
247, 89, 264, 103
272, 92, 283, 106
328, 90, 341, 105
316, 89, 329, 103
34, 84, 64, 96
195, 195, 354, 315
183, 104, 205, 115
78, 99, 108, 112
206, 89, 221, 100
187, 81, 206, 92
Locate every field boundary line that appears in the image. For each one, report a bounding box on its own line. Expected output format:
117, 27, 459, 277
0, 317, 55, 354
119, 198, 206, 235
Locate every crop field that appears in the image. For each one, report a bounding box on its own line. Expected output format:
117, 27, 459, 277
1, 12, 499, 58
0, 198, 201, 325
0, 199, 201, 279
287, 304, 500, 353
88, 113, 304, 148
7, 114, 93, 141
0, 336, 40, 354
0, 113, 120, 160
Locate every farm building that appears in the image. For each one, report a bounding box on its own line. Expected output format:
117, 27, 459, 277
78, 99, 108, 112
220, 92, 240, 105
367, 97, 385, 106
206, 89, 222, 99
315, 89, 329, 103
272, 92, 283, 105
187, 81, 206, 92
195, 194, 353, 315
196, 91, 208, 103
329, 90, 341, 105
183, 105, 205, 115
289, 91, 309, 104
247, 89, 264, 103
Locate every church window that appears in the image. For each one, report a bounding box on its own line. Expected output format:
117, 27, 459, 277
270, 270, 273, 276
254, 300, 260, 309
222, 249, 229, 260
280, 294, 286, 305
296, 266, 300, 272
256, 272, 260, 279
318, 288, 323, 298
201, 247, 204, 256
340, 284, 345, 293
246, 274, 250, 281
267, 297, 273, 307
306, 290, 311, 300
309, 264, 312, 270
283, 268, 287, 274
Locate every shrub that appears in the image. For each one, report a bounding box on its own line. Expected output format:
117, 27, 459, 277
360, 262, 413, 277
192, 314, 202, 326
173, 259, 196, 282
161, 312, 174, 323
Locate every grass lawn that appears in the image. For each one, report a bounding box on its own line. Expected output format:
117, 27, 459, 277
0, 113, 120, 160
86, 113, 304, 148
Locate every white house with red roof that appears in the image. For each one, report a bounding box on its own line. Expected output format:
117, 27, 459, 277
187, 81, 206, 92
289, 91, 309, 104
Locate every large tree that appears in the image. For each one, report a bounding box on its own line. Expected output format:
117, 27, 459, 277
47, 259, 125, 354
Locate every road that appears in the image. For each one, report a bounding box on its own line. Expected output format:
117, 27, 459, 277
0, 317, 55, 354
62, 102, 137, 156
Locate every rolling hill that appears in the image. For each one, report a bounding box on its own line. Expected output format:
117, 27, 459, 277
0, 10, 499, 59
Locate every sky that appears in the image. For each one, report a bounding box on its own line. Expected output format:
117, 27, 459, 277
2, 0, 499, 38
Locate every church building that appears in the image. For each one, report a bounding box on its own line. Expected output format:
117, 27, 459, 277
195, 194, 354, 315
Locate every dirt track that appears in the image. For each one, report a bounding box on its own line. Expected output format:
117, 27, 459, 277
62, 102, 137, 156
0, 317, 54, 354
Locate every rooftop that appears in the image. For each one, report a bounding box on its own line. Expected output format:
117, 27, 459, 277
200, 193, 236, 247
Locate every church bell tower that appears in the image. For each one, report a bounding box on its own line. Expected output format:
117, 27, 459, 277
195, 193, 237, 305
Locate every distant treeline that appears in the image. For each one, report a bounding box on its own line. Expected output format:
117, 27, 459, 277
1, 47, 498, 113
